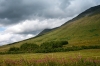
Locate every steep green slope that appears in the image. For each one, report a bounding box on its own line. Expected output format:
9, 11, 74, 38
0, 5, 100, 51
32, 14, 100, 46
37, 27, 58, 36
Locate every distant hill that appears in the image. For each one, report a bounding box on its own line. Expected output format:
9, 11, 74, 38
38, 29, 53, 35
62, 5, 100, 26
0, 5, 100, 52
37, 27, 58, 37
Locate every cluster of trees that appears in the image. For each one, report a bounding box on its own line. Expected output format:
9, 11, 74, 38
7, 40, 100, 54
8, 40, 68, 53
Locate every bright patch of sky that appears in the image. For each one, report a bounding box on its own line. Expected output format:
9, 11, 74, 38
0, 27, 6, 32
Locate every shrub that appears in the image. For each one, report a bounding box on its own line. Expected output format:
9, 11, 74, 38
40, 40, 68, 49
81, 45, 100, 49
9, 47, 20, 51
37, 40, 68, 53
20, 43, 39, 52
60, 40, 68, 45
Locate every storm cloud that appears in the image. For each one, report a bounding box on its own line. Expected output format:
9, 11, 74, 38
0, 0, 72, 25
0, 0, 100, 45
0, 0, 100, 25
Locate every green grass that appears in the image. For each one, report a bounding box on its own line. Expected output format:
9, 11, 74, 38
0, 49, 100, 60
0, 49, 100, 66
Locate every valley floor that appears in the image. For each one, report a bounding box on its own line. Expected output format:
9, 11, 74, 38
0, 49, 100, 59
0, 49, 100, 66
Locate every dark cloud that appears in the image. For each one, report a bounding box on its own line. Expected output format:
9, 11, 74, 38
59, 0, 71, 10
0, 0, 72, 25
0, 0, 100, 25
20, 30, 41, 35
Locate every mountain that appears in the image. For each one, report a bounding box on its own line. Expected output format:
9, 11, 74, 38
62, 5, 100, 26
38, 5, 100, 37
0, 5, 100, 51
37, 27, 58, 37
38, 29, 53, 36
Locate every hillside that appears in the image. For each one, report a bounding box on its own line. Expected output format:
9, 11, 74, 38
0, 5, 100, 52
37, 27, 58, 37
38, 29, 53, 36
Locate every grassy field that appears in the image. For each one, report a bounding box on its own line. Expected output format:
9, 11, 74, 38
0, 49, 100, 66
1, 49, 100, 59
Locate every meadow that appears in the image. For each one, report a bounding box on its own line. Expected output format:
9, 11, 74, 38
0, 49, 100, 66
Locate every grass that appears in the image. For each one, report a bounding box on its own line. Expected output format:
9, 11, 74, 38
0, 49, 100, 66
0, 49, 100, 59
1, 56, 100, 66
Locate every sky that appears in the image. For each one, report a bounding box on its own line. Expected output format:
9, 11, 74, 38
0, 0, 100, 46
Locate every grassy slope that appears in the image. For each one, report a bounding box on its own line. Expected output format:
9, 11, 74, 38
0, 7, 100, 52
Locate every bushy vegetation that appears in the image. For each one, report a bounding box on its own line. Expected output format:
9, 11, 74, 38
40, 41, 66, 49
40, 41, 67, 49
6, 40, 100, 54
20, 43, 39, 52
7, 40, 68, 53
81, 45, 100, 49
9, 47, 20, 51
34, 40, 68, 53
64, 45, 100, 51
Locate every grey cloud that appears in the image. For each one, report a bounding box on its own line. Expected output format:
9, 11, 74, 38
19, 30, 41, 35
59, 0, 71, 10
0, 0, 100, 25
0, 0, 72, 25
0, 0, 99, 29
